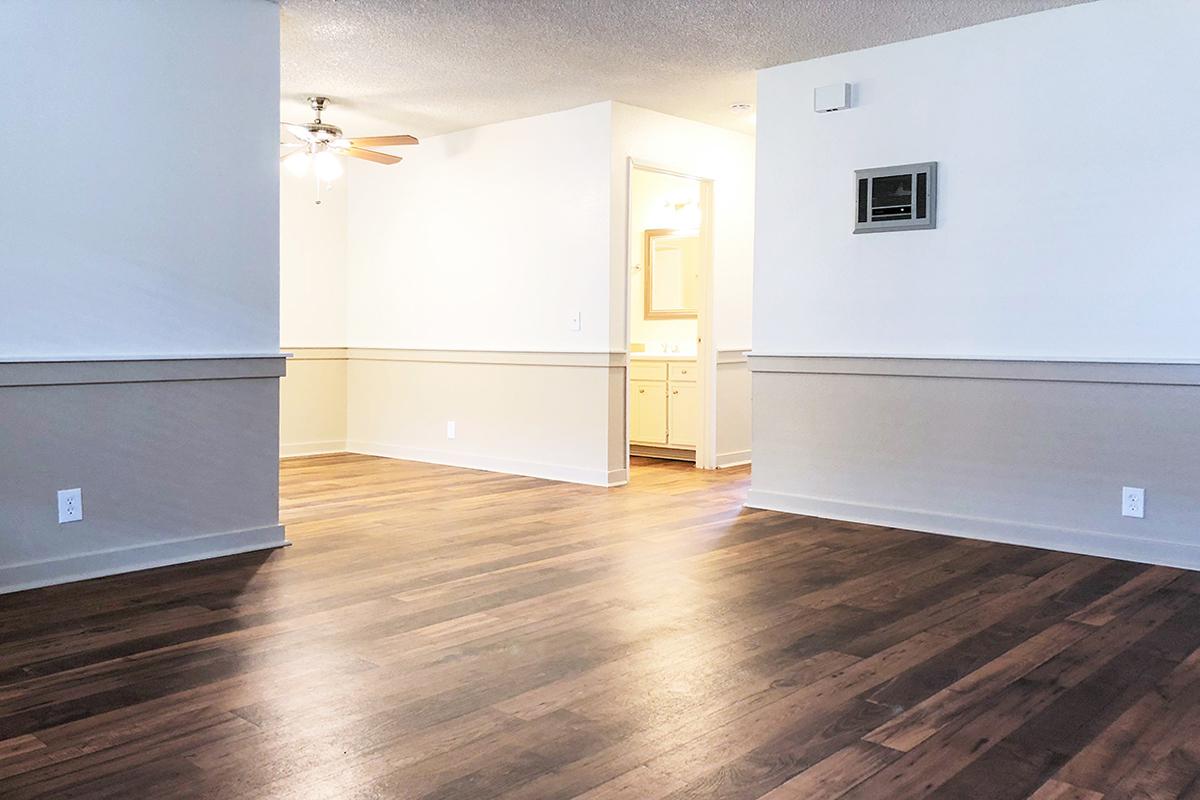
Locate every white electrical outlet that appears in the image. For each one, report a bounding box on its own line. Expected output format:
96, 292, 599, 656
57, 488, 83, 524
446, 421, 456, 440
1122, 486, 1144, 519
569, 311, 581, 331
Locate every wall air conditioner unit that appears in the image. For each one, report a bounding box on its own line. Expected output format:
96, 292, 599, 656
854, 162, 937, 233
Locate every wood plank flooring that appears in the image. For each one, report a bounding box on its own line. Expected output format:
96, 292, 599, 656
2, 454, 1200, 798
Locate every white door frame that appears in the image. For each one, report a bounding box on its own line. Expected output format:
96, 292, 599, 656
624, 158, 718, 472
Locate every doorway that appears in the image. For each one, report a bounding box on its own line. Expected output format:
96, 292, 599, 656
625, 161, 715, 472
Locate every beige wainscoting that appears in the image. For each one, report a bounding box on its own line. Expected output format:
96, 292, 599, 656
282, 347, 752, 485
347, 351, 626, 487
282, 348, 627, 486
0, 355, 287, 594
716, 349, 751, 467
748, 354, 1200, 569
280, 348, 349, 457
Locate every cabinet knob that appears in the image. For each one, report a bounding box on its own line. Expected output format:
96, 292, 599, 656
672, 390, 679, 395
681, 370, 688, 374
638, 389, 645, 394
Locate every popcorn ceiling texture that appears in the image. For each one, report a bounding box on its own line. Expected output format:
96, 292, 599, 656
280, 0, 1087, 137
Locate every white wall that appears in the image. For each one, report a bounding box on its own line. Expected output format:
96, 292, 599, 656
754, 0, 1200, 360
0, 0, 285, 592
281, 173, 348, 348
611, 103, 756, 353
611, 103, 756, 466
346, 102, 613, 351
279, 174, 349, 456
280, 100, 755, 479
750, 0, 1200, 568
0, 0, 280, 358
330, 103, 621, 482
629, 168, 700, 351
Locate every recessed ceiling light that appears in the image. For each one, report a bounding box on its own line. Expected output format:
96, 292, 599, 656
729, 103, 753, 115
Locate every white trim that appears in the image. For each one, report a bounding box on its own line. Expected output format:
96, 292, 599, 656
0, 355, 286, 387
345, 440, 618, 487
0, 353, 286, 363
697, 179, 717, 470
747, 352, 1200, 365
625, 159, 718, 470
0, 524, 289, 596
348, 349, 625, 368
282, 347, 348, 361
282, 347, 625, 368
281, 440, 347, 458
623, 158, 634, 481
718, 349, 750, 364
745, 489, 1200, 571
716, 450, 752, 468
747, 354, 1200, 385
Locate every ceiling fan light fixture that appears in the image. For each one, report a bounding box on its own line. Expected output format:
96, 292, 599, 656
283, 98, 417, 202
313, 149, 343, 181
283, 150, 311, 177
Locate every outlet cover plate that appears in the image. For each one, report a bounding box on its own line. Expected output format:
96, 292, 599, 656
57, 488, 83, 523
1122, 486, 1144, 519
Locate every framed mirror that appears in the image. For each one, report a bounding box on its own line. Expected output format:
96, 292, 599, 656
643, 228, 699, 319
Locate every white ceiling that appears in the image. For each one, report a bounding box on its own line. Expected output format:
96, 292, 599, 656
280, 0, 1087, 139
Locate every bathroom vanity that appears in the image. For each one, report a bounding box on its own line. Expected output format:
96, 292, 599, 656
629, 355, 698, 459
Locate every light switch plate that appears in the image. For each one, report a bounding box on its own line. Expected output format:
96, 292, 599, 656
446, 421, 456, 440
569, 311, 581, 331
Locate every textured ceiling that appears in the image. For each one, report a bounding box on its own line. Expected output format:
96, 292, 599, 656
280, 0, 1088, 139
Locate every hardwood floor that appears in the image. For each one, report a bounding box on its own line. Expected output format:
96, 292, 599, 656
2, 454, 1200, 798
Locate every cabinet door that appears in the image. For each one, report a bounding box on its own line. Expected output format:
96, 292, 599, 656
631, 380, 668, 445
668, 382, 699, 447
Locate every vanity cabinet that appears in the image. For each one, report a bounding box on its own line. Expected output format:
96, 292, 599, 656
630, 359, 697, 451
667, 382, 698, 447
631, 380, 668, 444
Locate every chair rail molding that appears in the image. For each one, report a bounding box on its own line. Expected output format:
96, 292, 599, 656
0, 354, 287, 388
747, 354, 1200, 386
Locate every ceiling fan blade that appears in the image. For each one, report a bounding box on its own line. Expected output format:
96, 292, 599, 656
338, 146, 403, 165
347, 135, 419, 147
283, 124, 317, 143
279, 145, 304, 161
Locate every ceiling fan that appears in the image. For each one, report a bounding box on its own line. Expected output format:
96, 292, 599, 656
280, 96, 418, 185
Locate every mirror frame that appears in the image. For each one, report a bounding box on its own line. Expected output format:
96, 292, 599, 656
643, 228, 698, 320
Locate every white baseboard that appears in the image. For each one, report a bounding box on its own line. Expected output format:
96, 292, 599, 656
280, 440, 347, 457
0, 524, 289, 595
745, 489, 1200, 571
345, 440, 616, 487
716, 450, 752, 468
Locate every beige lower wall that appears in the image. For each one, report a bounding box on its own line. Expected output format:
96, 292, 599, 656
748, 356, 1200, 569
281, 347, 752, 485
0, 356, 286, 594
716, 351, 751, 467
281, 349, 347, 456
346, 354, 624, 486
